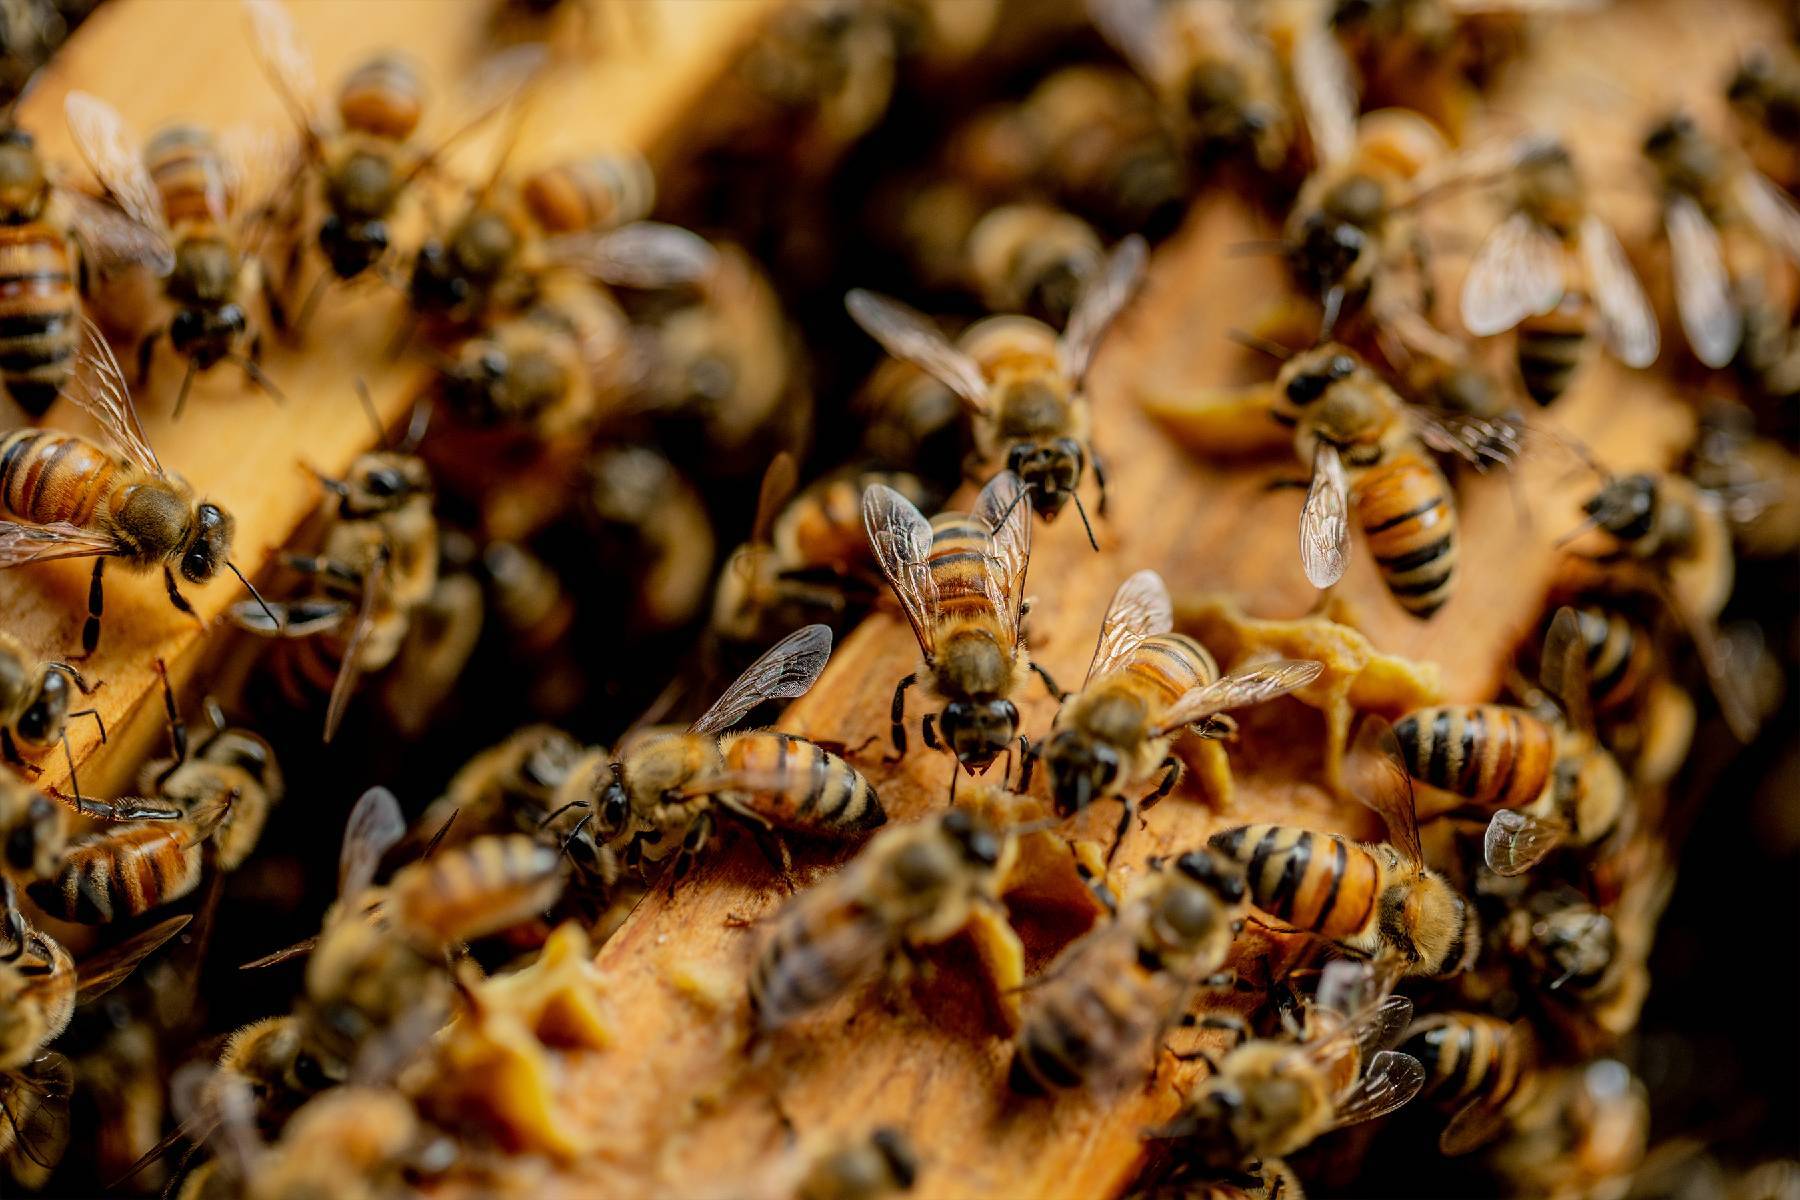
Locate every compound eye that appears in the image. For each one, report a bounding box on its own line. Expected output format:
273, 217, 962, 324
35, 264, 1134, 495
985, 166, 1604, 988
1328, 354, 1357, 379
183, 549, 211, 578
366, 469, 404, 498
1285, 373, 1328, 405
1006, 443, 1029, 472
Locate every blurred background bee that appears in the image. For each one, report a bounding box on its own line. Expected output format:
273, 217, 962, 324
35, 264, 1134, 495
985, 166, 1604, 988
0, 630, 102, 777
1398, 1012, 1537, 1155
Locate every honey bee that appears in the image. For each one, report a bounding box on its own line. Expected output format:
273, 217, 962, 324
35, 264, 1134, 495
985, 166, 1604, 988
27, 786, 232, 924
1490, 1059, 1648, 1200
62, 92, 286, 416
749, 806, 1011, 1032
1458, 136, 1660, 404
0, 629, 103, 774
1033, 569, 1322, 863
1642, 111, 1800, 369
0, 106, 173, 416
1686, 402, 1800, 559
853, 357, 972, 490
792, 1127, 919, 1200
863, 471, 1033, 777
1009, 849, 1246, 1094
1534, 604, 1691, 786
0, 879, 187, 1181
0, 322, 266, 655
1728, 48, 1800, 190
605, 624, 885, 885
963, 202, 1106, 328
584, 444, 716, 631
1126, 1159, 1304, 1200
1210, 715, 1478, 978
1159, 959, 1425, 1172
847, 235, 1146, 534
1398, 1012, 1536, 1155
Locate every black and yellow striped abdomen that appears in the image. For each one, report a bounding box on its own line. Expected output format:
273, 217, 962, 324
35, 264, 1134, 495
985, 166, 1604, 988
336, 54, 424, 140
1401, 1012, 1529, 1111
749, 900, 884, 1031
1208, 824, 1378, 942
146, 124, 231, 233
719, 732, 885, 835
1357, 446, 1457, 619
0, 429, 122, 529
0, 222, 78, 415
1573, 607, 1654, 721
521, 153, 654, 234
29, 821, 204, 923
388, 834, 562, 947
1118, 632, 1219, 707
925, 513, 1004, 625
1392, 704, 1557, 812
1516, 290, 1591, 407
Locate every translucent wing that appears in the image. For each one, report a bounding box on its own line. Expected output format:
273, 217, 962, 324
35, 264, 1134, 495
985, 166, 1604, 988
1155, 660, 1324, 735
238, 935, 319, 969
1300, 440, 1349, 588
690, 623, 833, 735
338, 786, 405, 901
65, 320, 161, 475
1666, 194, 1741, 368
0, 521, 118, 566
242, 0, 321, 141
1330, 1048, 1426, 1129
227, 597, 352, 638
1313, 958, 1379, 1022
973, 470, 1031, 645
863, 483, 940, 657
61, 189, 176, 277
1291, 17, 1358, 168
414, 43, 550, 177
1084, 568, 1173, 687
1736, 169, 1800, 265
1483, 808, 1563, 876
1538, 606, 1594, 734
1578, 214, 1659, 368
1058, 234, 1146, 385
5, 1053, 72, 1171
1087, 0, 1172, 85
74, 914, 191, 1003
63, 91, 166, 235
543, 222, 717, 289
845, 289, 988, 411
322, 553, 384, 744
1460, 211, 1565, 336
752, 451, 799, 549
1347, 994, 1416, 1060
1346, 715, 1424, 866
1410, 406, 1525, 471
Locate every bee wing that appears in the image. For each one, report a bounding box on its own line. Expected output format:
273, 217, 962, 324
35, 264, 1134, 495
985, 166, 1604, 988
338, 786, 406, 902
73, 914, 192, 1004
1735, 169, 1800, 265
1329, 1048, 1427, 1130
690, 624, 833, 735
845, 289, 989, 413
1409, 406, 1525, 472
242, 0, 322, 144
220, 121, 302, 251
1087, 0, 1175, 84
238, 935, 320, 969
1346, 714, 1425, 867
1083, 568, 1173, 687
543, 222, 718, 289
1578, 213, 1659, 368
227, 597, 353, 638
64, 320, 163, 475
752, 451, 800, 549
0, 521, 119, 566
1483, 808, 1563, 876
63, 91, 166, 236
6, 1052, 72, 1171
1313, 958, 1381, 1022
973, 469, 1032, 646
1539, 606, 1595, 734
1057, 234, 1147, 386
1290, 15, 1359, 168
61, 188, 176, 278
863, 482, 941, 658
321, 554, 385, 745
1154, 660, 1324, 735
1300, 440, 1350, 589
1665, 194, 1742, 368
1459, 211, 1564, 337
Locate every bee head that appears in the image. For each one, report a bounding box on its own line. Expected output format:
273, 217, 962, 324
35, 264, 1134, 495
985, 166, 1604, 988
1042, 730, 1119, 817
340, 452, 430, 516
1174, 849, 1246, 904
408, 239, 471, 316
13, 667, 69, 749
1006, 438, 1082, 520
939, 807, 1003, 869
1583, 473, 1659, 542
319, 213, 391, 280
938, 698, 1018, 771
179, 502, 233, 584
597, 762, 632, 838
1398, 872, 1479, 978
1289, 212, 1369, 298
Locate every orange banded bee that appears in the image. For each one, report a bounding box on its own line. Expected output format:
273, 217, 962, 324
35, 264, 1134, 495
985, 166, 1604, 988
1459, 135, 1659, 403
864, 471, 1033, 779
1210, 716, 1477, 978
602, 625, 885, 885
1399, 1013, 1536, 1155
0, 322, 268, 655
847, 235, 1145, 537
1032, 569, 1320, 864
28, 788, 229, 924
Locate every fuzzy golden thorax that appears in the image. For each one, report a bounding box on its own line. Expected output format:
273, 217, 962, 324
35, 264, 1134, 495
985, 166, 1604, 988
1369, 848, 1478, 977
928, 628, 1024, 770
0, 932, 73, 1070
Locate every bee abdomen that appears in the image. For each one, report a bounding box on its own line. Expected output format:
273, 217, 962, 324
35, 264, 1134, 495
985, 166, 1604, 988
337, 53, 424, 140
0, 225, 78, 415
721, 733, 885, 835
1120, 632, 1218, 703
1575, 607, 1653, 719
1012, 974, 1143, 1092
521, 153, 655, 234
750, 909, 881, 1030
0, 429, 117, 528
1358, 449, 1457, 619
29, 824, 201, 923
146, 124, 230, 229
1402, 1013, 1523, 1108
390, 834, 562, 946
1393, 705, 1555, 811
1516, 293, 1591, 406
1209, 825, 1376, 940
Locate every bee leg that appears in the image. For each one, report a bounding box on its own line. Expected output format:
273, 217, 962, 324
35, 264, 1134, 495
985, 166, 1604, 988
920, 713, 941, 751
1029, 661, 1068, 703
0, 729, 38, 776
947, 755, 960, 805
47, 662, 101, 695
261, 261, 290, 336
162, 567, 204, 627
1092, 447, 1109, 517
1072, 856, 1118, 915
1103, 796, 1137, 871
884, 674, 916, 762
668, 812, 715, 895
72, 559, 106, 660
1014, 734, 1034, 791
135, 326, 164, 388
1141, 757, 1182, 814
745, 821, 798, 893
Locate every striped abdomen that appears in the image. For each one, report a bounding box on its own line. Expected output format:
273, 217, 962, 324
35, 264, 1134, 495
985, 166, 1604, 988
521, 153, 654, 234
1013, 934, 1164, 1091
0, 223, 78, 414
387, 834, 562, 947
146, 124, 231, 232
1401, 1013, 1529, 1112
1393, 705, 1556, 811
1208, 825, 1378, 942
29, 822, 203, 923
0, 429, 121, 529
775, 472, 919, 575
337, 54, 424, 140
1516, 291, 1591, 406
1573, 607, 1654, 721
1357, 447, 1457, 618
750, 898, 887, 1031
1118, 632, 1219, 710
718, 732, 885, 835
926, 512, 1006, 625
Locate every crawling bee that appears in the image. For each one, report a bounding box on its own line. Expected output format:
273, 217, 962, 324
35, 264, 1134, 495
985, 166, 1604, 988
0, 630, 103, 775
1033, 569, 1321, 863
847, 235, 1146, 534
863, 471, 1034, 779
604, 624, 884, 885
27, 789, 228, 924
1159, 960, 1425, 1172
1399, 1012, 1536, 1154
0, 322, 266, 655
62, 92, 286, 415
1009, 849, 1246, 1094
1490, 1059, 1648, 1200
749, 807, 1012, 1032
1459, 136, 1660, 404
584, 443, 717, 632
1211, 715, 1478, 978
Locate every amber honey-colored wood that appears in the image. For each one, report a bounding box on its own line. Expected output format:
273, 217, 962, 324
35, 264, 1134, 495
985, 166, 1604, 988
0, 0, 782, 799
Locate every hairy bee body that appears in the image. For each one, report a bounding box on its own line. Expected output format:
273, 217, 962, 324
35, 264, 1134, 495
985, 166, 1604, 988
0, 924, 74, 1071
338, 55, 425, 141
0, 429, 126, 530
925, 511, 1022, 706
1048, 632, 1217, 803
29, 819, 205, 924
0, 220, 79, 414
964, 203, 1103, 326
141, 123, 259, 376
142, 726, 282, 873
1515, 290, 1590, 406
1392, 704, 1557, 812
386, 833, 564, 946
960, 315, 1089, 505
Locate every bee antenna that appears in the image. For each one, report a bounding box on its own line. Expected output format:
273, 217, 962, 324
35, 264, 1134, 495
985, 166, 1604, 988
423, 808, 459, 858
307, 466, 351, 497
1552, 514, 1603, 550
61, 730, 89, 817
171, 360, 199, 421
1227, 329, 1296, 361
1070, 490, 1100, 552
353, 377, 387, 446
227, 561, 280, 630
995, 479, 1032, 530
398, 398, 433, 454
1318, 288, 1345, 343
229, 355, 287, 406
